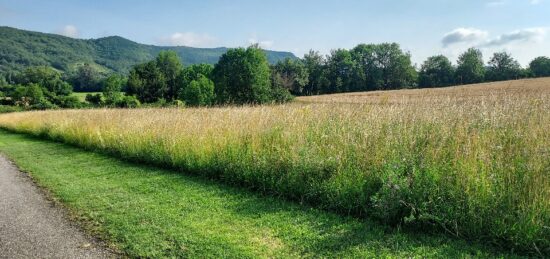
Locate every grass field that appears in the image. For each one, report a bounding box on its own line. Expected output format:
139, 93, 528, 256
0, 131, 522, 257
72, 92, 102, 102
1, 78, 549, 255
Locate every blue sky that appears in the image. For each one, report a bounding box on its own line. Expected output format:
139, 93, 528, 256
1, 0, 549, 66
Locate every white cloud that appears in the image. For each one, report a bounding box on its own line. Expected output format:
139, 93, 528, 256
441, 27, 550, 66
248, 38, 274, 49
442, 28, 488, 47
482, 28, 547, 47
158, 32, 217, 47
530, 0, 542, 5
55, 25, 79, 38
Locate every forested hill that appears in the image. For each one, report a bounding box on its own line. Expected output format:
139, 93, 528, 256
0, 26, 296, 75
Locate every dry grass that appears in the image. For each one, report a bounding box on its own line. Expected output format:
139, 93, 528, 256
0, 78, 549, 254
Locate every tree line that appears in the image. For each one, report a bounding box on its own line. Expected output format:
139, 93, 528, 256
2, 43, 550, 109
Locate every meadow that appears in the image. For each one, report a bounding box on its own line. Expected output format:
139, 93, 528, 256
0, 78, 549, 255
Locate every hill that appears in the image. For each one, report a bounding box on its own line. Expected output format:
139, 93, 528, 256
0, 26, 296, 75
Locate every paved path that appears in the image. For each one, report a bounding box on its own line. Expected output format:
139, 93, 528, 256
0, 156, 114, 259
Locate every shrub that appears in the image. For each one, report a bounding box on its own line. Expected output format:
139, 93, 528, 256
179, 75, 215, 106
85, 93, 103, 106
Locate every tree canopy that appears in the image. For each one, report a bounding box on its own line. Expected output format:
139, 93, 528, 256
456, 48, 485, 84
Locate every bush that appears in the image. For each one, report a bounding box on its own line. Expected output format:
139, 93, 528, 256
85, 93, 103, 106
179, 75, 215, 106
116, 95, 140, 108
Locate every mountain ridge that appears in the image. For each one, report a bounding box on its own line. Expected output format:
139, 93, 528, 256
0, 26, 297, 75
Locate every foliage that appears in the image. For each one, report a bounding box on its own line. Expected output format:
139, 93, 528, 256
102, 74, 125, 105
272, 58, 309, 95
270, 72, 296, 103
302, 50, 328, 95
418, 55, 455, 87
126, 61, 167, 103
529, 56, 550, 78
115, 95, 140, 108
486, 52, 522, 81
179, 75, 215, 106
456, 48, 485, 84
0, 26, 297, 75
85, 93, 103, 106
351, 43, 417, 91
69, 63, 103, 92
212, 46, 275, 104
325, 49, 357, 93
156, 51, 184, 100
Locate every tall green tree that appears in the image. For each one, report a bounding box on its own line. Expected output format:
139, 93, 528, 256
351, 43, 416, 91
325, 49, 356, 93
486, 52, 522, 81
528, 56, 550, 78
179, 75, 215, 106
418, 55, 455, 88
156, 51, 183, 100
212, 45, 275, 104
126, 61, 167, 103
456, 48, 485, 84
102, 74, 126, 105
272, 58, 309, 95
178, 64, 214, 89
72, 63, 101, 92
302, 50, 327, 95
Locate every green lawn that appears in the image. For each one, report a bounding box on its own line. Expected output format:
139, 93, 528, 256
0, 130, 523, 258
72, 92, 101, 102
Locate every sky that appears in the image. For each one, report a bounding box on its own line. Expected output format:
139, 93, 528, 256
0, 0, 549, 66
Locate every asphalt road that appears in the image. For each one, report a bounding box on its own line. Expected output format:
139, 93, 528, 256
0, 155, 114, 259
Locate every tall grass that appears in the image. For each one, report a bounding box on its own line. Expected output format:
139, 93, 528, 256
0, 79, 549, 254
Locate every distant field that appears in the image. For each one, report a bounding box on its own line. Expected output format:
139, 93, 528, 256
72, 92, 102, 102
297, 77, 550, 104
1, 78, 549, 255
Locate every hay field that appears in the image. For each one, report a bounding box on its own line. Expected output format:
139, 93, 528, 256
1, 78, 549, 254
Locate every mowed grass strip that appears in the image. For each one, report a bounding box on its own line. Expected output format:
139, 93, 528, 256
0, 131, 520, 258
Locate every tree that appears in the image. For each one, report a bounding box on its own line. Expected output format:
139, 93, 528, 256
178, 64, 214, 90
272, 58, 309, 95
72, 63, 101, 92
325, 49, 356, 93
102, 74, 125, 105
212, 45, 275, 104
15, 66, 73, 97
351, 43, 416, 91
126, 61, 167, 103
528, 56, 550, 78
12, 83, 45, 107
302, 50, 328, 95
156, 51, 183, 100
486, 52, 522, 81
418, 55, 455, 88
179, 75, 215, 106
270, 72, 295, 103
456, 48, 485, 84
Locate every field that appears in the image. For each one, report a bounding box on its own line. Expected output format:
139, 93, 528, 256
0, 131, 519, 257
72, 92, 102, 102
1, 78, 549, 255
